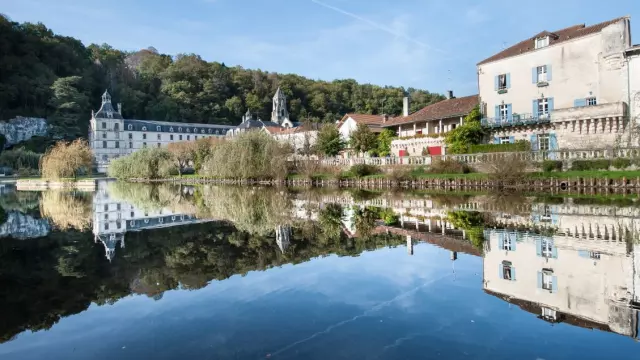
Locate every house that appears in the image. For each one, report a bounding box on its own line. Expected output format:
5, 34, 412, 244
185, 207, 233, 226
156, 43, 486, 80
477, 16, 634, 153
386, 92, 478, 156
337, 113, 388, 143
266, 123, 320, 154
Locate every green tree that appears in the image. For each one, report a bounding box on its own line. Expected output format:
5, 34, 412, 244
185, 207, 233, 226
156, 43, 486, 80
316, 124, 344, 157
376, 129, 395, 157
444, 106, 484, 154
350, 123, 377, 154
48, 76, 89, 138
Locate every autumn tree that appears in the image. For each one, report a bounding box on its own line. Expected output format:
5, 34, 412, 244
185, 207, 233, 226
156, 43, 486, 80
40, 139, 93, 179
316, 124, 344, 157
350, 123, 377, 155
167, 141, 197, 176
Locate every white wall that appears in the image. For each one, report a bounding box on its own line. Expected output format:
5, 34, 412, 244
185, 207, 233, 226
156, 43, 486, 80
273, 131, 318, 153
339, 117, 358, 142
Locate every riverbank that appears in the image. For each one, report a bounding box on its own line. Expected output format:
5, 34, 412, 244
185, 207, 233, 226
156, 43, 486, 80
15, 176, 106, 191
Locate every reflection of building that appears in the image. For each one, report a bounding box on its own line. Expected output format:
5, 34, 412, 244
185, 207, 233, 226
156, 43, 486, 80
275, 225, 291, 253
483, 227, 639, 339
92, 181, 211, 261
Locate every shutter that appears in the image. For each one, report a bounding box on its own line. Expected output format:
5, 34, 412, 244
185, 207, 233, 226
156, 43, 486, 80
537, 271, 543, 289
506, 104, 512, 123
506, 73, 511, 89
511, 267, 516, 281
578, 250, 590, 258
536, 239, 542, 256
495, 105, 500, 118
532, 67, 538, 83
574, 98, 586, 107
494, 137, 500, 144
509, 136, 515, 144
533, 100, 539, 118
548, 97, 554, 112
551, 276, 558, 293
498, 232, 504, 249
549, 133, 558, 160
530, 134, 539, 151
510, 232, 517, 251
547, 64, 552, 81
499, 264, 504, 279
552, 243, 558, 259
495, 75, 499, 91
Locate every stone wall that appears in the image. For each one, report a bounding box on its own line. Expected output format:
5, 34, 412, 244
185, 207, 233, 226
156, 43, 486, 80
0, 116, 48, 147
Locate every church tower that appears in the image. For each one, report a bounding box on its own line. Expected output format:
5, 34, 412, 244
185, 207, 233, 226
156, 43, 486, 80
271, 87, 292, 128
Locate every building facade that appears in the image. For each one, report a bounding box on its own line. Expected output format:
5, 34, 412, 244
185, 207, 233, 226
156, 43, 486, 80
478, 17, 635, 152
89, 91, 234, 173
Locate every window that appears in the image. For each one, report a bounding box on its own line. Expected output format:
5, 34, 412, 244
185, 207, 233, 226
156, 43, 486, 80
170, 127, 174, 132
499, 136, 511, 144
195, 136, 198, 140
157, 143, 161, 148
143, 142, 147, 148
216, 130, 219, 135
208, 129, 212, 134
128, 124, 133, 130
130, 211, 134, 218
115, 142, 120, 148
186, 128, 191, 133
114, 123, 119, 131
170, 135, 174, 141
538, 98, 549, 117
117, 204, 121, 211
129, 142, 133, 148
157, 126, 161, 131
499, 104, 509, 120
502, 261, 514, 280
535, 36, 549, 49
104, 204, 108, 211
590, 251, 601, 260
104, 213, 108, 220
498, 74, 507, 90
116, 221, 121, 229
128, 133, 133, 139
537, 65, 547, 82
201, 129, 205, 134
178, 127, 182, 132
130, 220, 136, 227
187, 135, 190, 140
102, 132, 107, 139
541, 307, 557, 321
451, 124, 457, 130
538, 134, 550, 151
102, 122, 106, 129
541, 239, 553, 258
157, 134, 161, 141
105, 223, 109, 230
542, 272, 553, 291
143, 134, 147, 140
103, 141, 107, 148
503, 235, 512, 251
587, 97, 597, 106
179, 135, 183, 141
142, 126, 147, 131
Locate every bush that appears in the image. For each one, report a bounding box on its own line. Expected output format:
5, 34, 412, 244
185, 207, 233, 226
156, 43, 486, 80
468, 140, 531, 154
0, 149, 42, 173
542, 160, 563, 172
40, 139, 93, 179
486, 153, 529, 186
387, 166, 412, 182
429, 158, 471, 174
348, 164, 380, 178
108, 147, 176, 179
571, 159, 611, 171
612, 158, 631, 169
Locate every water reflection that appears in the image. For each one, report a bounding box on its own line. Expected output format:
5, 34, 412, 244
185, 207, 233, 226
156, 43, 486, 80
0, 182, 639, 358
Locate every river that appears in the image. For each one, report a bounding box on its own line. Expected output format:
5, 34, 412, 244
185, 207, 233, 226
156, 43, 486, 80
0, 180, 638, 359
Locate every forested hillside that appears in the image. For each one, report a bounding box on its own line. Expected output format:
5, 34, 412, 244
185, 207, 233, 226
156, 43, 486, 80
0, 15, 444, 139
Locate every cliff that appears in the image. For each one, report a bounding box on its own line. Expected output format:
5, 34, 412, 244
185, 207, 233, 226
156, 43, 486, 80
0, 211, 50, 239
0, 117, 48, 147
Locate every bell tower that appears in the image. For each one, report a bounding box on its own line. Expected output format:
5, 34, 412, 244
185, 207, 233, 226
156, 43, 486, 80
271, 87, 292, 127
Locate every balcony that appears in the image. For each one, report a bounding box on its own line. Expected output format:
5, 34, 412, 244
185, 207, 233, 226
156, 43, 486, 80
481, 113, 551, 128
550, 102, 627, 122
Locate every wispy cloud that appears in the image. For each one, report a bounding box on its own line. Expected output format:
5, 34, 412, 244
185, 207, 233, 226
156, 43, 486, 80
310, 0, 446, 53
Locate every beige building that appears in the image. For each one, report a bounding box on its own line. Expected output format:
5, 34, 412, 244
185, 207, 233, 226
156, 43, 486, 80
477, 16, 635, 152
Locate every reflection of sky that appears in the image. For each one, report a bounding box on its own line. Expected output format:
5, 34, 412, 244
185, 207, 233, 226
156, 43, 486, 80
1, 243, 637, 360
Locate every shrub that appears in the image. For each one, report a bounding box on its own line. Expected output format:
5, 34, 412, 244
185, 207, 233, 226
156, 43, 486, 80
378, 207, 399, 225
40, 139, 93, 179
108, 147, 176, 179
429, 158, 471, 174
542, 160, 563, 172
571, 159, 611, 171
612, 158, 631, 169
486, 153, 529, 186
387, 166, 412, 182
0, 149, 42, 172
468, 140, 531, 154
348, 164, 380, 178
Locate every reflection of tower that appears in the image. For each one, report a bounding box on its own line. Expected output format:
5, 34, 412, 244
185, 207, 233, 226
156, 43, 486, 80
451, 251, 458, 281
407, 235, 413, 256
276, 224, 291, 253
95, 233, 125, 262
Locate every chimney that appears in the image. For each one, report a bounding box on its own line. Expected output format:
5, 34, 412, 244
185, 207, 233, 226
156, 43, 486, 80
117, 103, 122, 115
402, 97, 409, 117
447, 90, 454, 99
382, 114, 389, 123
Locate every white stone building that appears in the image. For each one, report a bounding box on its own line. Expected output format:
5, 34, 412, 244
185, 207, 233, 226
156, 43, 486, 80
89, 91, 234, 173
266, 124, 319, 154
477, 16, 636, 153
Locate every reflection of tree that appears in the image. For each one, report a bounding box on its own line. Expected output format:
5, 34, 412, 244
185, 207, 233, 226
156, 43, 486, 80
354, 206, 378, 240
0, 191, 40, 214
108, 182, 197, 215
39, 191, 92, 231
447, 210, 487, 250
318, 203, 344, 242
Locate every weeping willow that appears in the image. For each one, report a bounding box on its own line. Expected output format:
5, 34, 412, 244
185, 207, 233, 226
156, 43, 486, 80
40, 191, 92, 231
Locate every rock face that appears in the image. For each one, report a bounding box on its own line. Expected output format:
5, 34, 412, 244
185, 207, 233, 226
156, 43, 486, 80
0, 117, 48, 147
0, 211, 50, 239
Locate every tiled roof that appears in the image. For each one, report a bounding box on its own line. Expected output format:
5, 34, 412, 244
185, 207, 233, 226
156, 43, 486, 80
341, 113, 388, 126
263, 126, 283, 134
478, 16, 628, 65
386, 95, 478, 126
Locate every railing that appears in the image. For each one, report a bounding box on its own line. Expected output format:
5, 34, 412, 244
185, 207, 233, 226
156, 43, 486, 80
481, 112, 551, 127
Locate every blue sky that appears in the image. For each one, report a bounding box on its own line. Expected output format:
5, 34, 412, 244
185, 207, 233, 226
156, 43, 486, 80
1, 0, 638, 96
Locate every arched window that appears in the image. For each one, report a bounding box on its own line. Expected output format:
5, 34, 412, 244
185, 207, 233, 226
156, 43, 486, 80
186, 128, 190, 133
178, 127, 182, 132
128, 124, 133, 130
201, 129, 205, 134
142, 126, 147, 131
216, 130, 219, 134
170, 127, 174, 132
157, 126, 161, 131
208, 129, 212, 134
130, 220, 136, 227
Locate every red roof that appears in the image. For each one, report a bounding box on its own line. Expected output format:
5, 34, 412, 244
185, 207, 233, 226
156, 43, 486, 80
341, 113, 389, 126
478, 16, 629, 65
386, 95, 478, 126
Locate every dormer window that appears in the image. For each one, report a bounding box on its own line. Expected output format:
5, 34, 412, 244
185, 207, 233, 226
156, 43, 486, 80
142, 126, 147, 131
535, 36, 549, 49
128, 124, 133, 130
156, 126, 161, 131
178, 127, 182, 132
170, 127, 174, 132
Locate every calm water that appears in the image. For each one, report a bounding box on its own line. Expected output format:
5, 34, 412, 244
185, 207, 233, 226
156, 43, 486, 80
0, 181, 638, 359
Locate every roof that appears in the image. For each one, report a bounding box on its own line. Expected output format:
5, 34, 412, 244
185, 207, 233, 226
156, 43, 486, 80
123, 119, 233, 134
478, 16, 628, 65
341, 113, 388, 126
263, 126, 283, 134
386, 95, 478, 126
273, 123, 321, 135
235, 119, 280, 130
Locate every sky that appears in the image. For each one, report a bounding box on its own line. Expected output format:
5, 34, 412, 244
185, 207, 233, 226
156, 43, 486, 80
1, 0, 638, 96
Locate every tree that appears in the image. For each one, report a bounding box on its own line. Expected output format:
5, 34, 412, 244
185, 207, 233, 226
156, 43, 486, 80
444, 106, 484, 154
350, 123, 377, 155
376, 129, 395, 157
316, 124, 344, 157
40, 139, 93, 179
166, 141, 196, 176
48, 76, 90, 138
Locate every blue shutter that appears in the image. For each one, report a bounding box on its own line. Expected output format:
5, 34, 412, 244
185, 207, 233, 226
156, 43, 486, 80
551, 276, 558, 293
510, 233, 517, 251
537, 271, 543, 288
499, 264, 504, 279
552, 243, 558, 259
532, 67, 538, 83
495, 76, 499, 91
495, 105, 500, 118
533, 100, 539, 118
509, 136, 515, 144
494, 137, 500, 144
506, 73, 511, 89
547, 65, 552, 81
498, 232, 504, 249
536, 239, 542, 256
578, 250, 590, 258
549, 133, 558, 160
511, 267, 516, 281
506, 104, 512, 123
530, 134, 539, 151
548, 97, 554, 112
574, 99, 586, 107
